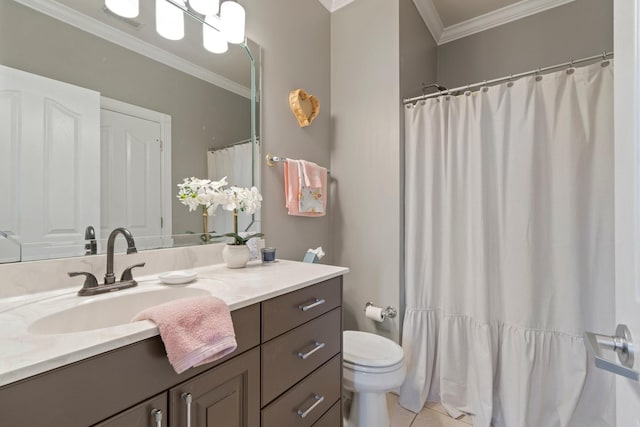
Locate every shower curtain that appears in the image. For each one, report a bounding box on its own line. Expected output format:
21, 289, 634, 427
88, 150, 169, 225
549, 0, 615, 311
207, 142, 253, 234
400, 61, 614, 427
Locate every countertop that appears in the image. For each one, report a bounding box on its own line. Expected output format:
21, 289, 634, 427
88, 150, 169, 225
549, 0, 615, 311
0, 260, 348, 387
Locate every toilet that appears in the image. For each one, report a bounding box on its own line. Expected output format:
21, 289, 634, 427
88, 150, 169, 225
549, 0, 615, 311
343, 330, 407, 427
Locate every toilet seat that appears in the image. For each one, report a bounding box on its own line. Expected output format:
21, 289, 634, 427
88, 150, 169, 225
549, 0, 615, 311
343, 330, 404, 373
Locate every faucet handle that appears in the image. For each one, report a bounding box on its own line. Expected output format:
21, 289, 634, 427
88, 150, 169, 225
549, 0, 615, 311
69, 271, 99, 293
120, 262, 146, 282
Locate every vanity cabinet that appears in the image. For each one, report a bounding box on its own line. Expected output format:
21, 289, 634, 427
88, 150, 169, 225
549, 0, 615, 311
0, 275, 343, 427
93, 393, 168, 427
169, 348, 260, 427
260, 276, 343, 426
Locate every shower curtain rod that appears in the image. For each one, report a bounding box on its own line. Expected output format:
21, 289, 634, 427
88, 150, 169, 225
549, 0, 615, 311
208, 137, 258, 152
403, 51, 614, 105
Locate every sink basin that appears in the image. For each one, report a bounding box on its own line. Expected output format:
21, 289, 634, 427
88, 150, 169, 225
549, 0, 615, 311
28, 287, 210, 335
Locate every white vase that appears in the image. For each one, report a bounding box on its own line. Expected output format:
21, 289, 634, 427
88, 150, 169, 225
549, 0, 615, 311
222, 244, 250, 268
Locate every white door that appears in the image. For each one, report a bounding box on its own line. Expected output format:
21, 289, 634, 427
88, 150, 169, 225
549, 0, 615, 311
100, 108, 163, 251
0, 65, 100, 261
610, 1, 640, 425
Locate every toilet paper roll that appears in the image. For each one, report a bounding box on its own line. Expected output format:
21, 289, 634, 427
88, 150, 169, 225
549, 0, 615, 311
365, 305, 385, 322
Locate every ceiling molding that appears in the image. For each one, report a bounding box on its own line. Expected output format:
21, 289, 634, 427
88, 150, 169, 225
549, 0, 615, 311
14, 0, 251, 99
438, 0, 577, 44
317, 0, 356, 13
411, 0, 443, 44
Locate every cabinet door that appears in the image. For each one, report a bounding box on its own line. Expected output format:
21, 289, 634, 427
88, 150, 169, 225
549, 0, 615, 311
170, 347, 259, 427
93, 393, 167, 427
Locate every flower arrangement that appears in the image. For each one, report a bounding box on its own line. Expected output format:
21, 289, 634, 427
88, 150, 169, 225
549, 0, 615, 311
177, 177, 263, 245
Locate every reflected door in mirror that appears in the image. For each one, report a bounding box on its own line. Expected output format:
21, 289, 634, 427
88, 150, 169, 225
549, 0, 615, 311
0, 65, 100, 261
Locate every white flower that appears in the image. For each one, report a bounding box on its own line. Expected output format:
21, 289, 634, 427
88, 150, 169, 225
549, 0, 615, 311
177, 176, 229, 213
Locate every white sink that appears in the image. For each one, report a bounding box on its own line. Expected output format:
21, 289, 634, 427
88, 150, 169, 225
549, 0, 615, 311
28, 287, 210, 335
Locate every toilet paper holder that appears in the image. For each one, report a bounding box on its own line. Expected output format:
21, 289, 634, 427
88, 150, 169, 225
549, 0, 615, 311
365, 302, 397, 319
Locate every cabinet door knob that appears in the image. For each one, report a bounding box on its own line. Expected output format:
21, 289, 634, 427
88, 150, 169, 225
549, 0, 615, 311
298, 298, 325, 312
297, 394, 325, 418
151, 409, 163, 427
182, 393, 193, 427
297, 341, 326, 360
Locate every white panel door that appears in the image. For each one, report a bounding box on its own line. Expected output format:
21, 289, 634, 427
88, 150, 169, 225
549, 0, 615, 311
0, 88, 21, 262
613, 0, 640, 425
0, 65, 100, 261
100, 109, 163, 251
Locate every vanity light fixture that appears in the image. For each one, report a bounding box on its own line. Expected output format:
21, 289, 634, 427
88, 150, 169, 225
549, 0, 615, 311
220, 1, 245, 44
189, 0, 219, 16
105, 0, 139, 18
203, 15, 228, 54
156, 0, 185, 40
106, 0, 246, 53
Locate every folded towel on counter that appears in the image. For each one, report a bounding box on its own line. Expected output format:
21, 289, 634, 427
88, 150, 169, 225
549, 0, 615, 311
132, 296, 237, 374
284, 159, 328, 217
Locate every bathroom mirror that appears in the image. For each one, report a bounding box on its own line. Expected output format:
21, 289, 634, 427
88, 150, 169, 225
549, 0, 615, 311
0, 0, 261, 262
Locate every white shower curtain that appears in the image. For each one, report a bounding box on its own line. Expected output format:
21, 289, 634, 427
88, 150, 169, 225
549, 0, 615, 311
207, 142, 253, 234
400, 61, 614, 427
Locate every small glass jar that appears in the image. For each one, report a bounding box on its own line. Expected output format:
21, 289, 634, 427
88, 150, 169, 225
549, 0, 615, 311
261, 247, 276, 263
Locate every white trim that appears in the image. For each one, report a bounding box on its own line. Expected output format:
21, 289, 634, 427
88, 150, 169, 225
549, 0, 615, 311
14, 0, 251, 99
411, 0, 444, 45
100, 96, 173, 247
439, 0, 577, 44
316, 0, 356, 13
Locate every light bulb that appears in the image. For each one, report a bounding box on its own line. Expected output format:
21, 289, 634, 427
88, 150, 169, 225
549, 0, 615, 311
220, 1, 245, 44
189, 0, 219, 16
156, 0, 185, 40
203, 15, 228, 54
105, 0, 139, 18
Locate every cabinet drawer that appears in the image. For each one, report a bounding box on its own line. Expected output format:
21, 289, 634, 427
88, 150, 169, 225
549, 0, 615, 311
261, 356, 341, 427
261, 308, 341, 405
312, 401, 341, 427
262, 277, 342, 341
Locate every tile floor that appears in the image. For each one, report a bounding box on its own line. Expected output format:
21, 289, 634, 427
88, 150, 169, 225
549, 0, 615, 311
387, 393, 473, 427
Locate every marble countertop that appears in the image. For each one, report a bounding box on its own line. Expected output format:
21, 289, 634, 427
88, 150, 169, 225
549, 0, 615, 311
0, 260, 348, 387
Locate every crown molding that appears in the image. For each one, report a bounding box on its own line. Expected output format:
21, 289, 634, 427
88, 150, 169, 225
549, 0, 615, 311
438, 0, 577, 45
13, 0, 251, 99
317, 0, 356, 13
411, 0, 443, 44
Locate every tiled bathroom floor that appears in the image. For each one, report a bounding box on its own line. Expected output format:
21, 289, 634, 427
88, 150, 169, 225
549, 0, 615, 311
387, 393, 473, 427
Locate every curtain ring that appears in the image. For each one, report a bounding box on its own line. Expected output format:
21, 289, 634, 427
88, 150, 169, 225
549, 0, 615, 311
507, 74, 514, 87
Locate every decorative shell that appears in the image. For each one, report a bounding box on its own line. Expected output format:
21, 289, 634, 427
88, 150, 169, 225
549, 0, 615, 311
289, 89, 320, 127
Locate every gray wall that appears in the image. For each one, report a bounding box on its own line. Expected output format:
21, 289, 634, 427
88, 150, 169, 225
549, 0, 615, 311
330, 0, 435, 342
244, 0, 332, 263
0, 0, 250, 236
437, 0, 613, 88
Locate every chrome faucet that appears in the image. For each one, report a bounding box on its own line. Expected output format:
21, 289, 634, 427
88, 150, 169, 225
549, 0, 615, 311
69, 227, 145, 296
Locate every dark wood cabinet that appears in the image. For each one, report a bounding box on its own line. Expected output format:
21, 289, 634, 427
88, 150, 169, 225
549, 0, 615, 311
170, 347, 260, 427
0, 276, 344, 427
260, 276, 343, 427
93, 393, 168, 427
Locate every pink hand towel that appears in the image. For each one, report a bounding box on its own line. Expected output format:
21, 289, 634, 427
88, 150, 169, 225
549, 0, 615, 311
132, 296, 237, 374
284, 159, 327, 217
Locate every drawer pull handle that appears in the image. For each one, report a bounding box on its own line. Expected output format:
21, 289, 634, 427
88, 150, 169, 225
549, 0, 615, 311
298, 341, 326, 360
297, 394, 325, 418
182, 393, 192, 427
151, 409, 163, 427
299, 298, 326, 312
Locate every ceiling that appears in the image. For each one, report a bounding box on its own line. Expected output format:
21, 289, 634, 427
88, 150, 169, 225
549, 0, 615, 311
317, 0, 577, 45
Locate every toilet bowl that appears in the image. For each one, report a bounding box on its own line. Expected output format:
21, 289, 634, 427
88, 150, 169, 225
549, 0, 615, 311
343, 330, 406, 427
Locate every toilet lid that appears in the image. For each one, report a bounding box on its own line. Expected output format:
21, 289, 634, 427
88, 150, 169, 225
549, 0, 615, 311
343, 330, 404, 368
